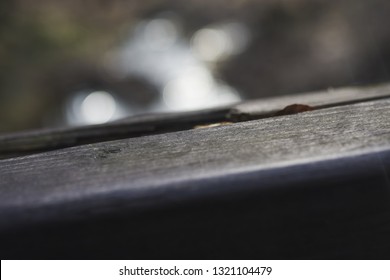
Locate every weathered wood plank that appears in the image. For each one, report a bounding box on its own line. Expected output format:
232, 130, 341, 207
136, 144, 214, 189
1, 98, 390, 258
2, 83, 390, 159
1, 97, 390, 212
0, 108, 228, 159
228, 83, 390, 120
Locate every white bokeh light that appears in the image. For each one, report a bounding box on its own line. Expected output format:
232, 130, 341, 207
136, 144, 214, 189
192, 28, 230, 62
162, 67, 241, 111
163, 67, 213, 110
141, 18, 179, 50
191, 22, 250, 62
81, 91, 117, 124
104, 15, 248, 114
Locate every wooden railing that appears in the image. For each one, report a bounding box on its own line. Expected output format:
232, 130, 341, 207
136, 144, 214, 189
1, 84, 390, 259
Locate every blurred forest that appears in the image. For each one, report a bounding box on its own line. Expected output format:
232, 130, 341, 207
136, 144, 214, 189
1, 0, 390, 133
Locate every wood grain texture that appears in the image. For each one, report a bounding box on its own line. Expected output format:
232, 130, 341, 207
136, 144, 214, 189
228, 83, 390, 120
2, 83, 390, 159
1, 98, 390, 259
0, 108, 228, 159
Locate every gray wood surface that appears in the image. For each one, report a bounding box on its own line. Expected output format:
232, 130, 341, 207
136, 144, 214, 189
1, 97, 390, 222
2, 83, 390, 159
0, 108, 228, 159
228, 83, 390, 120
1, 94, 390, 259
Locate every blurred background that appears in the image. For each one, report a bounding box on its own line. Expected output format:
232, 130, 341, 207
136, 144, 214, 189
1, 0, 390, 133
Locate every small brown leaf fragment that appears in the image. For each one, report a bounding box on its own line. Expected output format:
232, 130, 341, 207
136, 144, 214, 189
274, 104, 314, 116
